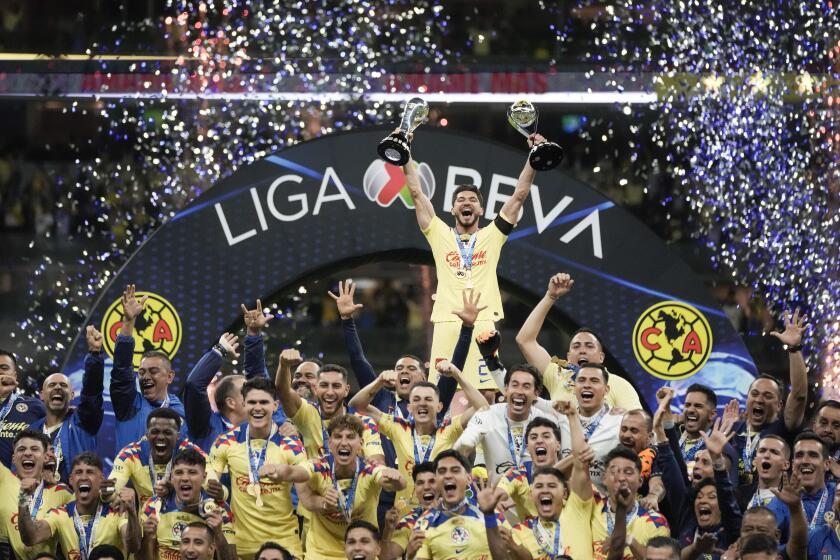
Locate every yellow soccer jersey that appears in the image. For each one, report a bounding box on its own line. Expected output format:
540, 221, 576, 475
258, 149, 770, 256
111, 437, 207, 506
140, 494, 235, 560
44, 502, 128, 560
290, 401, 383, 460
511, 511, 594, 560
208, 425, 305, 558
391, 506, 426, 552
567, 492, 669, 560
422, 214, 508, 324
497, 463, 535, 522
415, 505, 504, 560
542, 361, 642, 411
305, 455, 386, 560
0, 463, 73, 560
377, 414, 464, 505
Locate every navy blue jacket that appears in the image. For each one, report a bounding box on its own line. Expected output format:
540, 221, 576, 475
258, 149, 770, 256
0, 393, 45, 468
110, 334, 186, 450
30, 350, 104, 480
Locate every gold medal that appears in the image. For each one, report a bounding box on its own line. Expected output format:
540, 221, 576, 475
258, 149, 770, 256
254, 483, 264, 507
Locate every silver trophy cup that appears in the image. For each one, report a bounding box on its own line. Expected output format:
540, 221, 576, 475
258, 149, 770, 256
377, 97, 429, 166
507, 100, 563, 171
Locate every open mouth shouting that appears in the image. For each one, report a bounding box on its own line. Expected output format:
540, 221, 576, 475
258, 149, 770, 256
509, 395, 527, 413
77, 482, 93, 499
49, 390, 67, 408
537, 493, 555, 514
140, 379, 156, 396
459, 207, 474, 222
696, 504, 714, 525
533, 446, 549, 464
798, 464, 816, 481
684, 412, 700, 429
441, 481, 458, 500
20, 459, 36, 475
750, 404, 767, 424
321, 395, 340, 413
350, 555, 367, 560
579, 390, 595, 405
249, 409, 267, 423
398, 374, 412, 390
421, 491, 436, 505
758, 461, 773, 474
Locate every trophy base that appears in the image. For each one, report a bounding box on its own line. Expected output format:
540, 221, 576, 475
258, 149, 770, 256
377, 133, 411, 166
529, 142, 564, 171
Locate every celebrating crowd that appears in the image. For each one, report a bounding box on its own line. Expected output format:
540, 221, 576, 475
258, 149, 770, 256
0, 136, 828, 560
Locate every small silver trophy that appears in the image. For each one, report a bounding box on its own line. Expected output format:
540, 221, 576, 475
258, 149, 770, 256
377, 97, 429, 166
507, 100, 563, 171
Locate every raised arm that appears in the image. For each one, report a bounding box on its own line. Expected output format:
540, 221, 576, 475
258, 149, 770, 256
605, 488, 631, 560
347, 370, 395, 422
259, 463, 312, 484
241, 300, 273, 379
183, 335, 229, 440
436, 361, 487, 428
275, 348, 304, 419
403, 154, 435, 231
498, 138, 539, 225
515, 273, 574, 375
329, 281, 377, 388
18, 487, 53, 546
775, 471, 806, 560
769, 309, 808, 431
476, 480, 515, 560
453, 410, 488, 458
79, 325, 106, 434
379, 467, 407, 492
118, 488, 142, 554
111, 284, 146, 420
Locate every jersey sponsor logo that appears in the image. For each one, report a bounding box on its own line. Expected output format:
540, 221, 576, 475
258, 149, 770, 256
444, 249, 488, 270
101, 291, 182, 369
363, 160, 435, 209
632, 300, 712, 380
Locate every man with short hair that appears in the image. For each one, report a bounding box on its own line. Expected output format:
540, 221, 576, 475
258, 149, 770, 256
454, 364, 558, 482
31, 325, 105, 482
111, 407, 206, 506
110, 285, 186, 449
0, 429, 73, 560
720, 504, 806, 560
184, 301, 290, 452
138, 449, 235, 560
414, 450, 499, 559
298, 414, 404, 560
208, 377, 308, 560
556, 363, 622, 492
380, 462, 438, 560
497, 416, 563, 521
730, 310, 808, 485
569, 445, 670, 559
344, 520, 382, 560
738, 435, 790, 511
0, 349, 45, 468
738, 533, 781, 560
813, 400, 840, 460
644, 536, 681, 560
19, 451, 142, 560
766, 432, 835, 541
515, 272, 642, 410
277, 349, 384, 463
481, 466, 593, 560
404, 132, 543, 390
89, 544, 125, 560
254, 542, 293, 560
179, 523, 216, 560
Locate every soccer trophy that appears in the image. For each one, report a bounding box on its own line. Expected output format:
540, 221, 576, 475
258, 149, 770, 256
507, 100, 564, 171
377, 97, 429, 166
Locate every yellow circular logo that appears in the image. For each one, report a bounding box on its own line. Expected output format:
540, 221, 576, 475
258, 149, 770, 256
632, 300, 713, 380
101, 292, 182, 368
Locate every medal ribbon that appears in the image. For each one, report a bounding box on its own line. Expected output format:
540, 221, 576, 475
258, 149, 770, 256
452, 230, 478, 274
742, 428, 760, 472
246, 424, 277, 485
328, 455, 362, 523
505, 412, 527, 467
43, 422, 65, 479
72, 503, 104, 560
605, 499, 639, 535
809, 488, 829, 530
29, 480, 45, 518
679, 431, 706, 462
531, 518, 562, 559
0, 392, 19, 424
412, 423, 437, 465
581, 406, 608, 441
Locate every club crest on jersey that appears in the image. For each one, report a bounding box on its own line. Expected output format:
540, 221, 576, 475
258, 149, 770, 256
15, 403, 28, 413
450, 526, 470, 544
172, 521, 188, 540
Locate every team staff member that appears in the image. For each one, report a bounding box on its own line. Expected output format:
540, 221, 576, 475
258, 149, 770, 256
19, 452, 142, 560
0, 350, 45, 468
31, 326, 105, 482
403, 130, 544, 390
110, 408, 207, 507
297, 415, 405, 559
0, 430, 73, 560
208, 377, 308, 560
276, 349, 384, 462
515, 273, 642, 411
139, 449, 235, 560
110, 285, 186, 449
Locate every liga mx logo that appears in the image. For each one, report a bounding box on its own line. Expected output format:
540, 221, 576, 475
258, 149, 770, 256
363, 160, 435, 208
